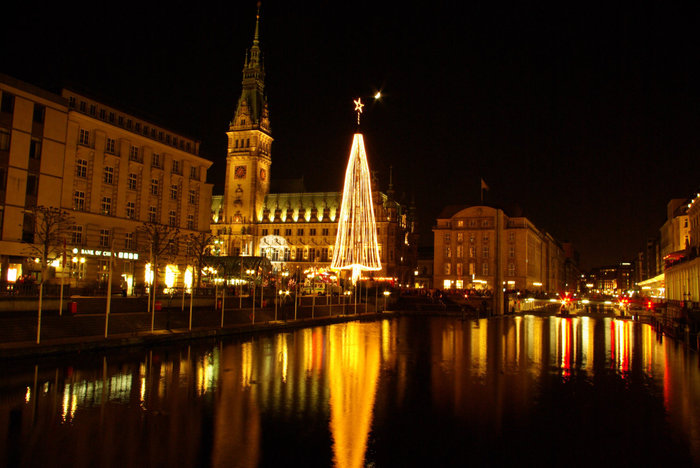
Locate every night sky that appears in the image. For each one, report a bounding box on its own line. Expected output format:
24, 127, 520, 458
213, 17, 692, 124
3, 1, 700, 270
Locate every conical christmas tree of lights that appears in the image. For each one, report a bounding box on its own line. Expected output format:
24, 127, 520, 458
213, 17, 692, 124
331, 98, 382, 284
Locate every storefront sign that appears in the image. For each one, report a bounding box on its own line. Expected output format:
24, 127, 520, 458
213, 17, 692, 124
71, 248, 139, 260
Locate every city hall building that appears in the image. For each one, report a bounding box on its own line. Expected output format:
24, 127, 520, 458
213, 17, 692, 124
210, 10, 418, 286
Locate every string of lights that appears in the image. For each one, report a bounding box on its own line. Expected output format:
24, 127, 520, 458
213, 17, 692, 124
331, 132, 382, 283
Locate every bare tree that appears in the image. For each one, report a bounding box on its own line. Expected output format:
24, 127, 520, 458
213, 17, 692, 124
186, 231, 215, 288
22, 205, 73, 343
138, 221, 180, 331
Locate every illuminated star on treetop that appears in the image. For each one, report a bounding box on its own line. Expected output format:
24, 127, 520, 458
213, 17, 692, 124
354, 98, 364, 125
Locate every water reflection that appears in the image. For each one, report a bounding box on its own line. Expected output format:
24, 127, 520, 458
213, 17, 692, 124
3, 315, 700, 466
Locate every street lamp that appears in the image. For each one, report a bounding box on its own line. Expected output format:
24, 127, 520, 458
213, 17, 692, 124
383, 290, 391, 312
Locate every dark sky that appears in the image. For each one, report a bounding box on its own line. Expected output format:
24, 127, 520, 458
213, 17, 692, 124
3, 1, 700, 270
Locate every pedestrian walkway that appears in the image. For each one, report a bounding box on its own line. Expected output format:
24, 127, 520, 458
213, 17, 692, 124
0, 299, 390, 358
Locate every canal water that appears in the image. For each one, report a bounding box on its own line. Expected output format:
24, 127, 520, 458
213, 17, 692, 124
1, 315, 700, 467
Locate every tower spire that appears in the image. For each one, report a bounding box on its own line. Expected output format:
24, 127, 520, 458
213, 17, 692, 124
253, 1, 261, 46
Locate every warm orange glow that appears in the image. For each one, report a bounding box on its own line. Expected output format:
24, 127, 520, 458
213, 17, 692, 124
328, 322, 380, 468
331, 133, 381, 283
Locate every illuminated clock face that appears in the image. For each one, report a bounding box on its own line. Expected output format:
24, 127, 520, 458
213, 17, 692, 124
260, 168, 267, 181
235, 166, 246, 178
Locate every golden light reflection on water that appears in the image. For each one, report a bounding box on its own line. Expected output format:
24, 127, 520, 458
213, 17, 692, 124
328, 322, 381, 468
7, 316, 700, 465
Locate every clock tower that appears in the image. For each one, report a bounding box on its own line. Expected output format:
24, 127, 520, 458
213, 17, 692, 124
222, 3, 272, 254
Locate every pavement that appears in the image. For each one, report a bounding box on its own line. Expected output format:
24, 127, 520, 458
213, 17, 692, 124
0, 297, 390, 359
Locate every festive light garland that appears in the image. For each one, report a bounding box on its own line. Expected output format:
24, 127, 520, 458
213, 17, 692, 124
331, 132, 382, 283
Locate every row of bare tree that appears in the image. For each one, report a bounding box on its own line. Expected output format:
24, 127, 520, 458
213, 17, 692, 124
23, 205, 214, 343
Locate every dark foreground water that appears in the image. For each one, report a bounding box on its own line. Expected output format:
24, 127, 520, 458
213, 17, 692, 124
1, 315, 700, 467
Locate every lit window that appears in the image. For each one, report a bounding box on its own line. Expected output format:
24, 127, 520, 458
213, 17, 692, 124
101, 196, 112, 215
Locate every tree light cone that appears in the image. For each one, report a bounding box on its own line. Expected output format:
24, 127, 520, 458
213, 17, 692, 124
331, 133, 381, 284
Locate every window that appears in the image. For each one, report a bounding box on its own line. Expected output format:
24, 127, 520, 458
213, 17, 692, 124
150, 178, 159, 195
172, 160, 180, 174
106, 138, 116, 153
508, 232, 515, 242
457, 220, 464, 227
456, 263, 463, 276
68, 96, 76, 108
322, 228, 329, 236
188, 189, 196, 204
79, 101, 86, 112
190, 166, 198, 180
99, 109, 106, 120
109, 112, 115, 123
509, 246, 515, 258
469, 246, 475, 258
309, 228, 317, 236
135, 123, 140, 132
297, 228, 304, 236
482, 234, 489, 243
1, 93, 15, 113
482, 219, 490, 227
103, 166, 114, 184
508, 263, 516, 276
148, 206, 157, 223
444, 232, 451, 243
152, 153, 161, 168
99, 229, 111, 248
79, 129, 90, 146
33, 104, 45, 123
128, 173, 137, 190
169, 210, 177, 226
74, 191, 85, 210
285, 228, 292, 236
456, 245, 463, 258
469, 263, 475, 275
261, 228, 268, 236
468, 219, 476, 227
126, 202, 135, 219
101, 196, 112, 215
125, 232, 134, 250
457, 232, 463, 242
170, 184, 178, 200
0, 168, 6, 190
118, 116, 124, 126
482, 246, 489, 258
129, 146, 139, 161
29, 138, 41, 160
273, 228, 280, 236
309, 248, 316, 261
0, 128, 9, 151
70, 225, 83, 245
482, 263, 489, 275
126, 119, 132, 129
26, 175, 38, 196
444, 263, 451, 275
76, 159, 87, 178
187, 214, 194, 229
89, 104, 96, 116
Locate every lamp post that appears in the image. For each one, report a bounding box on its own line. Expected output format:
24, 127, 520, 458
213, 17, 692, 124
383, 290, 391, 312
